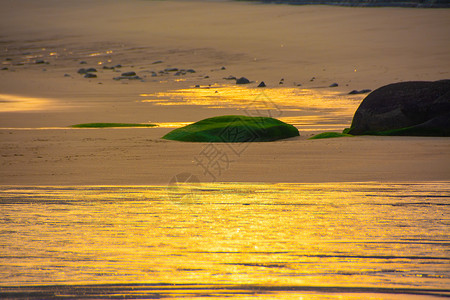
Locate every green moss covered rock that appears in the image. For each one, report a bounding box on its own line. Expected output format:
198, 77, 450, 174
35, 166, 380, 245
162, 115, 299, 142
309, 132, 353, 139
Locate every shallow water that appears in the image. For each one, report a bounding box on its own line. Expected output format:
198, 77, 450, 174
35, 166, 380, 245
0, 182, 449, 299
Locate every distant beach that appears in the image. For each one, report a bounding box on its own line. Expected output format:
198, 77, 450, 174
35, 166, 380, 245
236, 0, 450, 8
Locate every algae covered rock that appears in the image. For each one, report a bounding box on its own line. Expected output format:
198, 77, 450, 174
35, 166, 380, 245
162, 115, 299, 142
309, 132, 352, 139
348, 80, 450, 136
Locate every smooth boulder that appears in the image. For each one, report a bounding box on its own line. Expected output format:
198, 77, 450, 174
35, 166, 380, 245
348, 80, 450, 136
162, 115, 299, 142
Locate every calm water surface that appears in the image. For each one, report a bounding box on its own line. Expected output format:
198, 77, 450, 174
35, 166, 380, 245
0, 182, 449, 299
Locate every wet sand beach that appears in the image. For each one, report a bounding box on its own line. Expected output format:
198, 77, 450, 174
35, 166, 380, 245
0, 0, 449, 184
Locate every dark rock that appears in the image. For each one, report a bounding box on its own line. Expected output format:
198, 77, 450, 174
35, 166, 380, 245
223, 75, 237, 80
113, 75, 142, 80
64, 74, 70, 77
121, 71, 136, 76
348, 80, 450, 136
236, 77, 250, 84
84, 73, 97, 78
80, 61, 87, 64
204, 75, 209, 79
1, 67, 8, 71
310, 77, 315, 82
103, 66, 114, 70
195, 84, 200, 88
113, 64, 122, 68
86, 68, 97, 73
349, 89, 371, 95
329, 83, 339, 87
77, 68, 87, 74
5, 58, 12, 61
258, 81, 266, 87
221, 66, 226, 70
152, 60, 163, 64
35, 60, 45, 64
186, 69, 196, 73
165, 68, 178, 72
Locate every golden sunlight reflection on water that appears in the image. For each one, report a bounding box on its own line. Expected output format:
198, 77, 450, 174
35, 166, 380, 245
0, 182, 448, 299
141, 85, 364, 131
0, 94, 55, 112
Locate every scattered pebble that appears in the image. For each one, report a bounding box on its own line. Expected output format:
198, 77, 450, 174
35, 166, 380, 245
223, 75, 237, 80
5, 58, 12, 61
103, 66, 114, 70
121, 71, 136, 76
64, 74, 70, 77
113, 75, 142, 80
329, 83, 339, 87
310, 77, 315, 82
195, 84, 200, 88
186, 69, 196, 73
35, 60, 46, 64
236, 77, 250, 84
221, 66, 226, 70
164, 68, 178, 72
258, 81, 266, 87
1, 67, 8, 71
113, 64, 122, 68
80, 61, 87, 64
348, 89, 372, 95
86, 68, 97, 72
152, 60, 163, 64
204, 75, 209, 79
78, 68, 87, 74
84, 73, 97, 78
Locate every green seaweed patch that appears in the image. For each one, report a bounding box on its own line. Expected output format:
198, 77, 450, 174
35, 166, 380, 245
342, 128, 352, 134
71, 123, 157, 128
162, 115, 299, 142
309, 132, 353, 140
349, 126, 449, 137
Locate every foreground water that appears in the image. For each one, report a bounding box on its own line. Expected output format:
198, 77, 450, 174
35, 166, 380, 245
0, 182, 449, 299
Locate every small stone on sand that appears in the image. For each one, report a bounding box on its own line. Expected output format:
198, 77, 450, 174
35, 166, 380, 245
121, 71, 136, 76
236, 77, 250, 84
